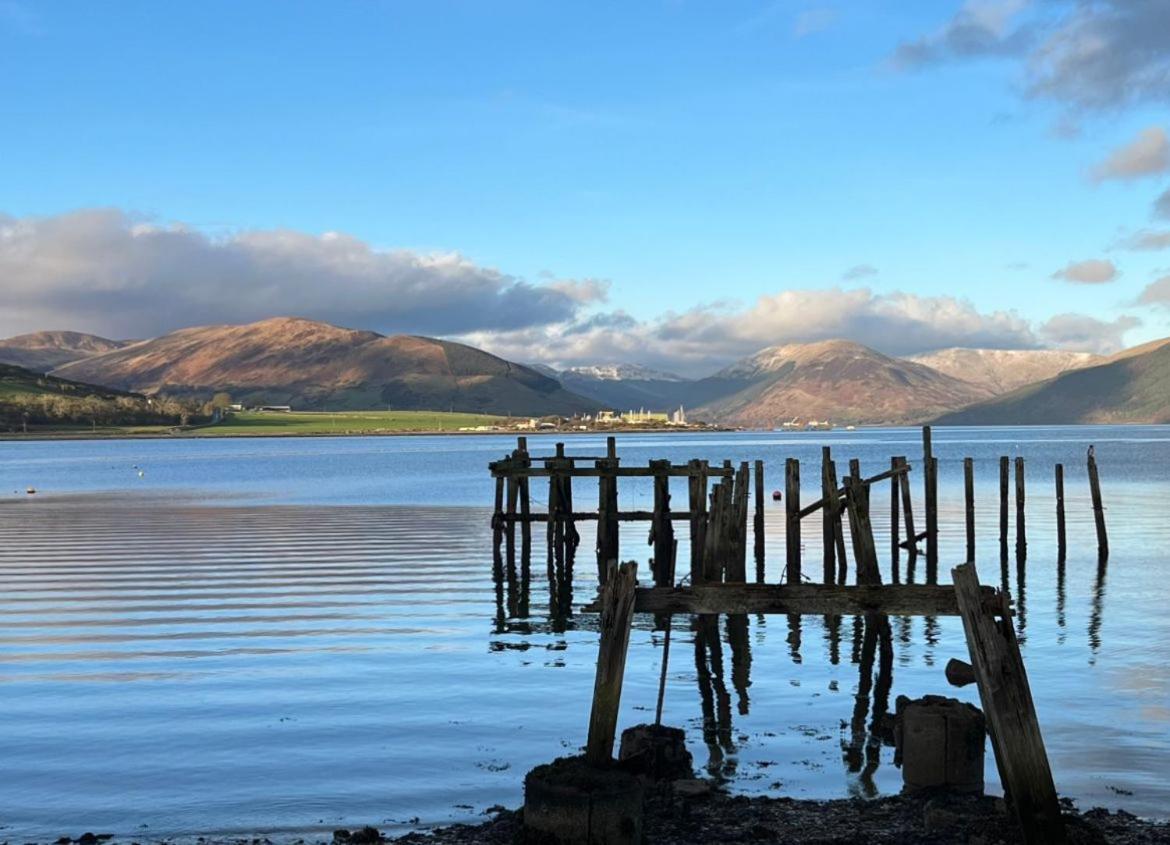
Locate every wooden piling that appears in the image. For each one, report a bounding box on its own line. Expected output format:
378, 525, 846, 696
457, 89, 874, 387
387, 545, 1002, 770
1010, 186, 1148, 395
821, 447, 836, 584
595, 440, 619, 584
651, 459, 674, 587
844, 476, 879, 585
1087, 448, 1108, 558
890, 457, 900, 583
830, 459, 849, 584
517, 437, 532, 560
753, 459, 765, 583
785, 458, 801, 585
923, 427, 938, 570
688, 460, 709, 584
1014, 456, 1026, 559
953, 563, 1065, 844
730, 462, 750, 582
964, 457, 975, 563
999, 456, 1009, 557
586, 561, 639, 765
1055, 463, 1066, 558
896, 457, 916, 554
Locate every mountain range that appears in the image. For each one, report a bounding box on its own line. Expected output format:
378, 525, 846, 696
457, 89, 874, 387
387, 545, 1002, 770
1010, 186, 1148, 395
1, 316, 1165, 425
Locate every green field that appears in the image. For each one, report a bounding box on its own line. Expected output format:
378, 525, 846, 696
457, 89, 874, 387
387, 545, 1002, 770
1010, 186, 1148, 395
195, 410, 512, 436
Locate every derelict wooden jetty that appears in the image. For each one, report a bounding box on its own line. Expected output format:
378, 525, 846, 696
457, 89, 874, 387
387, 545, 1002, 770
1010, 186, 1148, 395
487, 428, 1110, 844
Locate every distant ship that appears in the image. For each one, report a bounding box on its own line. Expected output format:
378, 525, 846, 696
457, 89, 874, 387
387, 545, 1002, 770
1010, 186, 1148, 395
777, 418, 833, 431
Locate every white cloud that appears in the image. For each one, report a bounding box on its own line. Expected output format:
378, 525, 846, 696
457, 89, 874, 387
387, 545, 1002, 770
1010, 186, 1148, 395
0, 209, 601, 339
1115, 229, 1170, 251
1038, 313, 1140, 352
1091, 127, 1170, 182
1137, 275, 1170, 307
1051, 259, 1118, 284
892, 0, 1032, 68
463, 288, 1039, 376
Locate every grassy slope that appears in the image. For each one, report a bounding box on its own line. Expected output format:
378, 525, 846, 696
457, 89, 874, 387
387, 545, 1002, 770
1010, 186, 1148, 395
933, 341, 1170, 425
195, 410, 510, 435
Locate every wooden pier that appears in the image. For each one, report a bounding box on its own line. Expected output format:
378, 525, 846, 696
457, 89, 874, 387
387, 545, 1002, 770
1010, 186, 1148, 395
487, 429, 1112, 844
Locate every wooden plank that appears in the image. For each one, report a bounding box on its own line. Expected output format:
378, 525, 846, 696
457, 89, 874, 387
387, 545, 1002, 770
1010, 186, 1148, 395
583, 582, 1000, 617
830, 459, 848, 584
516, 438, 532, 559
689, 459, 709, 583
585, 561, 639, 765
1015, 456, 1026, 559
897, 457, 917, 553
821, 447, 835, 584
490, 464, 735, 479
964, 456, 975, 563
1055, 463, 1066, 558
785, 458, 801, 585
890, 457, 900, 581
999, 456, 1009, 554
1087, 448, 1108, 558
651, 459, 674, 586
798, 464, 911, 519
844, 476, 879, 586
953, 563, 1065, 844
754, 459, 765, 583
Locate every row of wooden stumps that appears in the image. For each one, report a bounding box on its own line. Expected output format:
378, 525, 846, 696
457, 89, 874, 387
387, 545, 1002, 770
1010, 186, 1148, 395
490, 438, 770, 611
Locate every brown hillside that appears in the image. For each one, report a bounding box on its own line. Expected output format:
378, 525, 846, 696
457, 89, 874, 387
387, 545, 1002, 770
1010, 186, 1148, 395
697, 340, 992, 426
52, 317, 592, 415
0, 331, 127, 372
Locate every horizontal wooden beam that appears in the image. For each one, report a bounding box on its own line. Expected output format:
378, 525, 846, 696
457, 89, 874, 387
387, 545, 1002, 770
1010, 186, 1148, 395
489, 464, 735, 479
582, 582, 1002, 618
797, 464, 913, 520
497, 510, 697, 523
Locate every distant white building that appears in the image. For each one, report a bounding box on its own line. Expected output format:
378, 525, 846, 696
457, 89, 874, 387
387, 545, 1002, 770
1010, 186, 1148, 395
670, 405, 687, 425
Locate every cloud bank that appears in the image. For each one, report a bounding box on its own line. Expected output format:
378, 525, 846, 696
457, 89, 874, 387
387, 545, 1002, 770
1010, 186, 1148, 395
0, 209, 603, 340
1051, 259, 1117, 284
1091, 127, 1169, 182
894, 1, 1170, 112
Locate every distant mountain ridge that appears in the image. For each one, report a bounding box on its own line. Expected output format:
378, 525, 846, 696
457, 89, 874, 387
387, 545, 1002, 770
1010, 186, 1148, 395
0, 331, 128, 372
906, 347, 1101, 394
934, 338, 1170, 425
51, 317, 593, 416
694, 340, 994, 426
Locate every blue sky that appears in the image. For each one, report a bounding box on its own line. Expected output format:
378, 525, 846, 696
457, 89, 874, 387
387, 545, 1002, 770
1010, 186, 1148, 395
3, 1, 1170, 373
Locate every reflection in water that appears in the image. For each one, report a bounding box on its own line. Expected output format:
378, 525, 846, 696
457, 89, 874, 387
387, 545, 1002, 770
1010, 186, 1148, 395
727, 614, 752, 715
1056, 554, 1067, 643
693, 615, 735, 779
1089, 554, 1109, 664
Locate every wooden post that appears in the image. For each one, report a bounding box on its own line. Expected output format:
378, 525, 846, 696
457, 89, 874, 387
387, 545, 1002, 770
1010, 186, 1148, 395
731, 462, 750, 582
753, 459, 765, 583
493, 473, 505, 560
586, 561, 639, 765
785, 458, 801, 585
953, 563, 1065, 844
651, 460, 674, 587
703, 481, 726, 583
517, 437, 532, 561
1087, 448, 1108, 559
923, 426, 938, 570
890, 457, 900, 583
964, 457, 975, 563
1055, 463, 1066, 558
688, 460, 709, 584
999, 456, 1009, 558
897, 457, 916, 553
821, 447, 836, 584
505, 460, 519, 570
830, 459, 848, 584
1014, 456, 1026, 560
844, 476, 879, 585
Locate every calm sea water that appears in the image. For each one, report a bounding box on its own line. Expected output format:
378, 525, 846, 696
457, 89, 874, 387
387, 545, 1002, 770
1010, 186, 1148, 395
1, 427, 1168, 839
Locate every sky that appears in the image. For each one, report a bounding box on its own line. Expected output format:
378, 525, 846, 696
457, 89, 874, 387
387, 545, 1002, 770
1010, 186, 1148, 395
3, 0, 1170, 376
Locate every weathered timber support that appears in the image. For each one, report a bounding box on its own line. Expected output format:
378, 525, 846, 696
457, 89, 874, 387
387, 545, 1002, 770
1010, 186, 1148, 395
517, 437, 532, 563
505, 460, 519, 571
524, 757, 644, 845
844, 476, 879, 586
703, 479, 727, 583
785, 458, 801, 585
1088, 448, 1108, 559
923, 426, 938, 571
890, 457, 900, 582
650, 459, 674, 587
1014, 456, 1026, 560
896, 457, 916, 555
586, 561, 638, 765
585, 582, 1001, 617
492, 473, 505, 562
964, 457, 975, 564
830, 458, 848, 583
594, 437, 619, 584
1055, 463, 1066, 558
999, 456, 1009, 558
726, 462, 750, 583
821, 447, 836, 584
688, 459, 709, 583
754, 459, 765, 582
953, 563, 1065, 845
